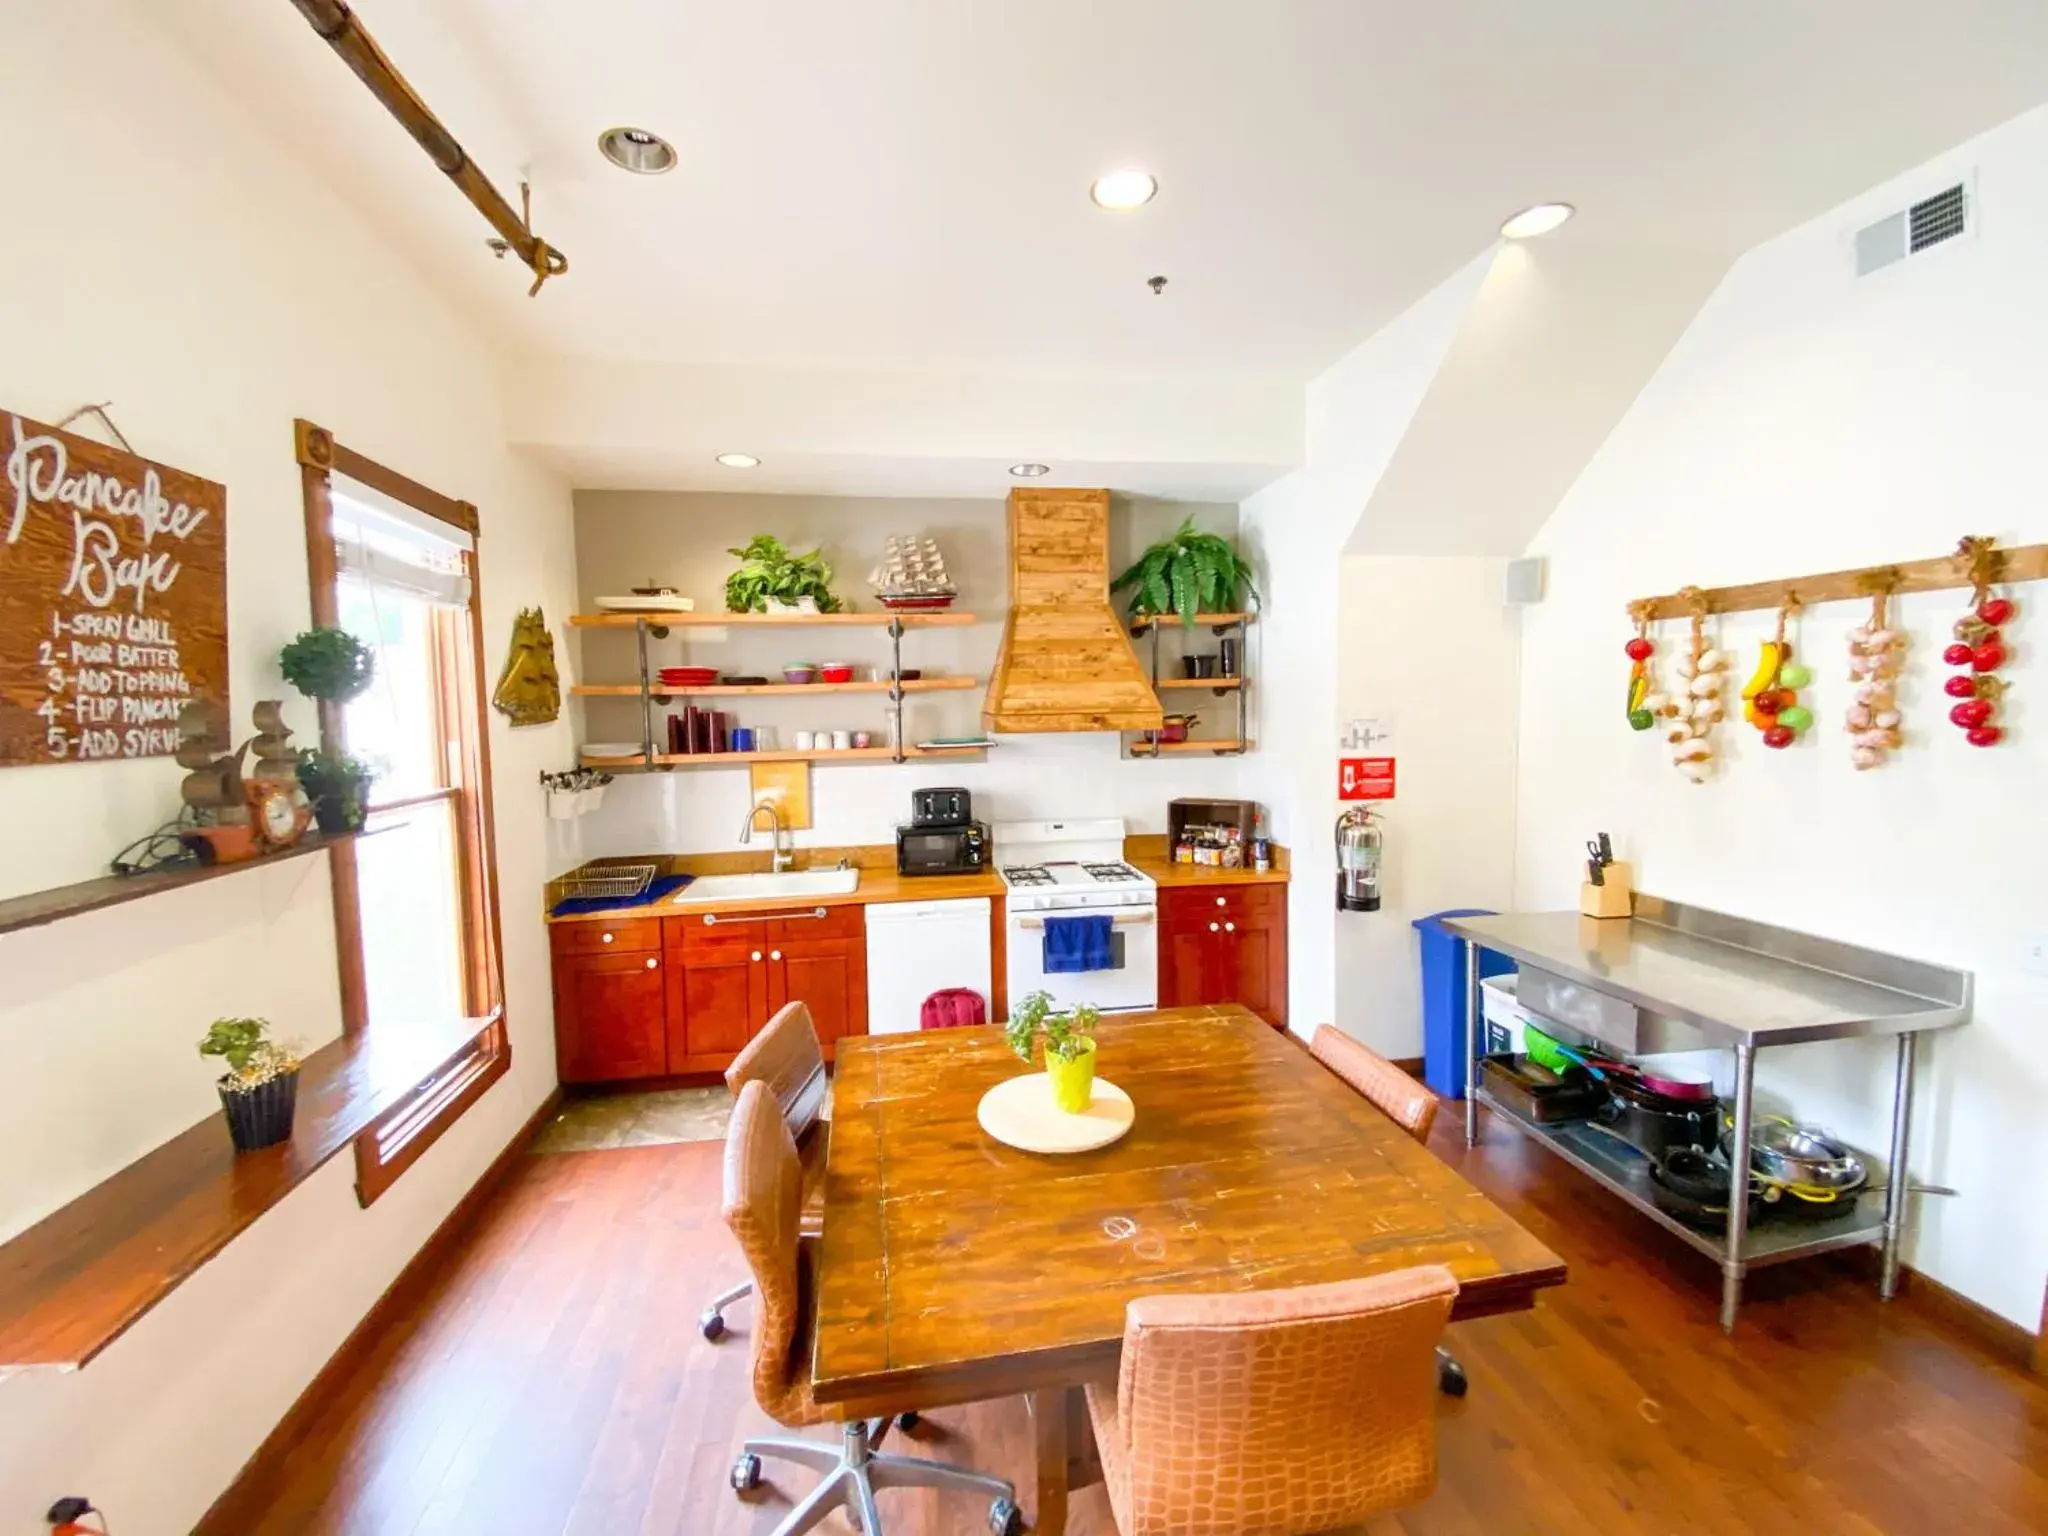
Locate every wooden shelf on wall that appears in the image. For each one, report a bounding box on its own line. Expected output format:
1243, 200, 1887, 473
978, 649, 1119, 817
568, 611, 978, 629
0, 1012, 495, 1373
1127, 612, 1254, 630
572, 677, 979, 699
0, 830, 377, 939
1127, 739, 1249, 757
581, 745, 992, 770
1153, 677, 1243, 691
1632, 539, 2048, 621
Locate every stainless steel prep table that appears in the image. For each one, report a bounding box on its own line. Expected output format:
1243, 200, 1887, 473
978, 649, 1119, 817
1444, 897, 1971, 1331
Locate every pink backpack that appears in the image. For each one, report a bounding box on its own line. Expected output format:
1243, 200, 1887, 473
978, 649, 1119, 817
919, 988, 988, 1030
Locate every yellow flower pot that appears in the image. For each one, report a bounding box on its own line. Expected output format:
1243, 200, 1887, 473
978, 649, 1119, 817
1044, 1041, 1098, 1113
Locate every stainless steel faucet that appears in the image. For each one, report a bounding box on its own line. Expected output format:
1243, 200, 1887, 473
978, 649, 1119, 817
738, 797, 795, 873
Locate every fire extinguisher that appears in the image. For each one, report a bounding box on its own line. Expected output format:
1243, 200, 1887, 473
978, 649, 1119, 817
1334, 805, 1381, 912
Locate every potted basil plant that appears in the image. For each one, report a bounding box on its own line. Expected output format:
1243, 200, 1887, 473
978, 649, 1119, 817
200, 1016, 301, 1151
1005, 990, 1103, 1113
297, 748, 376, 833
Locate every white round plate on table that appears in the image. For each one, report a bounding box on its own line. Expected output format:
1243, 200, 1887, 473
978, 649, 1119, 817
976, 1074, 1134, 1154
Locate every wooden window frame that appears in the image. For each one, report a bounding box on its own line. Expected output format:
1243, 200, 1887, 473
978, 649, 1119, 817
293, 420, 509, 1206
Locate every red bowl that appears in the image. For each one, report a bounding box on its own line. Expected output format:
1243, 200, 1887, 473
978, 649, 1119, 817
818, 662, 856, 684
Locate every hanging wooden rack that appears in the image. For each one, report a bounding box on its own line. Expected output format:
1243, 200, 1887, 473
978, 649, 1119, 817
1630, 537, 2048, 622
287, 0, 568, 296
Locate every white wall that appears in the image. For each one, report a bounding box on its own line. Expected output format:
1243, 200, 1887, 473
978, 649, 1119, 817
1239, 254, 1494, 1039
1332, 557, 1521, 1058
0, 5, 575, 1530
565, 491, 1250, 857
1516, 104, 2048, 1328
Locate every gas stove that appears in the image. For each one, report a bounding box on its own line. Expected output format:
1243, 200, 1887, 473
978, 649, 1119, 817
994, 820, 1157, 913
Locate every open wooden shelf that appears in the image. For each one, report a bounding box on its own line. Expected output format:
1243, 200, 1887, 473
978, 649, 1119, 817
569, 611, 978, 629
581, 745, 992, 770
0, 829, 377, 938
1127, 739, 1249, 757
1127, 612, 1254, 630
0, 1012, 495, 1373
572, 677, 979, 699
1153, 677, 1243, 691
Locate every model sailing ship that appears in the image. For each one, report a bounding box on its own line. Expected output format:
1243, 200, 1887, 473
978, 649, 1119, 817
867, 536, 958, 610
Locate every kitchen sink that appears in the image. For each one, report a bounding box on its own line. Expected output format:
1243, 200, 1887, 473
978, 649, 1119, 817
669, 867, 861, 905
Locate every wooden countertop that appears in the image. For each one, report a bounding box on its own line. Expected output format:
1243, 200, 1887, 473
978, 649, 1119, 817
547, 837, 1287, 924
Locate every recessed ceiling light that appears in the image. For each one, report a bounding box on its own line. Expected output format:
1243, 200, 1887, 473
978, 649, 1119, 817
598, 126, 677, 175
1009, 463, 1051, 478
1089, 169, 1157, 210
1499, 202, 1575, 240
715, 453, 761, 469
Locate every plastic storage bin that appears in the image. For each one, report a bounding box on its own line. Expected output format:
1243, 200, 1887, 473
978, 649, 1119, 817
1413, 908, 1516, 1100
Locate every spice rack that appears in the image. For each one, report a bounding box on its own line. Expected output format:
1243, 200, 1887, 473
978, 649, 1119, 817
567, 610, 986, 769
1122, 613, 1253, 758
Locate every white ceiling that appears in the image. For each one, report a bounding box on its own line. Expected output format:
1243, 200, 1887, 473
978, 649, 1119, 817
153, 1, 2048, 496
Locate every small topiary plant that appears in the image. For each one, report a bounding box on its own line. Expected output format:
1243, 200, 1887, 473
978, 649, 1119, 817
279, 626, 376, 703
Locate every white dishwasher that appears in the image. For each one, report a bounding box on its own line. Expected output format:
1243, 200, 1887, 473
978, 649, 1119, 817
864, 897, 993, 1034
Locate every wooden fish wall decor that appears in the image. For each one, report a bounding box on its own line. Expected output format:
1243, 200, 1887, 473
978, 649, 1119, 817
492, 607, 561, 726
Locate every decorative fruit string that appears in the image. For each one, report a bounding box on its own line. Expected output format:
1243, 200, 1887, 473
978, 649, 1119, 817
1942, 535, 2013, 748
1845, 583, 1906, 770
1623, 603, 1665, 732
1741, 597, 1815, 750
1666, 587, 1724, 783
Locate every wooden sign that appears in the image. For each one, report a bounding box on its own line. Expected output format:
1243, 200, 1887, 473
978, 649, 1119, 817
1, 411, 228, 767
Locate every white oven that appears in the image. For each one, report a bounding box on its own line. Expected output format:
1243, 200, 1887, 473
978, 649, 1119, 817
1005, 899, 1159, 1014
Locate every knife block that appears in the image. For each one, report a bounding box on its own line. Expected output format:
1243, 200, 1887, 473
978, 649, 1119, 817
1580, 860, 1634, 920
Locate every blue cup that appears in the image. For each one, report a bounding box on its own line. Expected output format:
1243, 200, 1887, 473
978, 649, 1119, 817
731, 727, 755, 753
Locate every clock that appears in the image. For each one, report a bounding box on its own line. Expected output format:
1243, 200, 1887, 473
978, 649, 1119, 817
245, 780, 310, 850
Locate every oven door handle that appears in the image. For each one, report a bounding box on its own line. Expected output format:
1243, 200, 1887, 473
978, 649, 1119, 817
1014, 912, 1155, 930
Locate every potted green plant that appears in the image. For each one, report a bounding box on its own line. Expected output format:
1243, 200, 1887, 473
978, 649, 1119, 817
297, 747, 375, 833
199, 1017, 301, 1151
724, 534, 843, 614
279, 625, 376, 703
1110, 518, 1259, 629
1005, 990, 1103, 1113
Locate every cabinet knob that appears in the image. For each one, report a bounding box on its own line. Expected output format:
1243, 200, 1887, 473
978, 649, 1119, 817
1209, 922, 1219, 932
1215, 896, 1226, 907
645, 957, 658, 970
752, 950, 763, 962
771, 949, 782, 961
1225, 922, 1236, 933
601, 932, 614, 944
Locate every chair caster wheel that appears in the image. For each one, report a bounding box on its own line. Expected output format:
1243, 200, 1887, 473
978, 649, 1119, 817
990, 1496, 1022, 1535
730, 1452, 762, 1492
896, 1411, 920, 1432
1438, 1357, 1469, 1397
699, 1309, 726, 1342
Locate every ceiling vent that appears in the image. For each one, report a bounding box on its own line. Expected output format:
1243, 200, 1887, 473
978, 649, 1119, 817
1854, 179, 1972, 277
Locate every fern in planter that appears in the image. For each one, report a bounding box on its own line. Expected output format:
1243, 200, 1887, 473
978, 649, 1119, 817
1110, 518, 1259, 628
724, 535, 843, 614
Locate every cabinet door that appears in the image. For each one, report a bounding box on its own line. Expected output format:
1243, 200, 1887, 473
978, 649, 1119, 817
553, 950, 668, 1083
1160, 924, 1219, 1009
677, 940, 774, 1067
776, 936, 868, 1051
1226, 920, 1282, 1027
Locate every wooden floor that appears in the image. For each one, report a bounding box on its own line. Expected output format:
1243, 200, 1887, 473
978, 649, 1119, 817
215, 1111, 2048, 1535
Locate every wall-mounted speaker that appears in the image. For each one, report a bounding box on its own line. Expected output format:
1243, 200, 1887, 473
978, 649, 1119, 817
1503, 556, 1547, 605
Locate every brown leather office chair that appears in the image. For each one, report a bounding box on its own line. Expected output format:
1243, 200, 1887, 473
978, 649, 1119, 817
1309, 1024, 1466, 1397
722, 1080, 1022, 1536
1084, 1267, 1459, 1536
700, 1001, 831, 1342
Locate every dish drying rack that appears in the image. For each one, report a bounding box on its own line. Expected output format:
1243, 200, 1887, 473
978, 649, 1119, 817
553, 862, 657, 902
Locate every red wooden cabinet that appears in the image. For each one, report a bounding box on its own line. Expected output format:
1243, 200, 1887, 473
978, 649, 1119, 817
551, 944, 669, 1083
1157, 884, 1288, 1029
551, 904, 870, 1084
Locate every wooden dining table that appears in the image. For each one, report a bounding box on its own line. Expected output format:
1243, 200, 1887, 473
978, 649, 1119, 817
810, 1004, 1566, 1534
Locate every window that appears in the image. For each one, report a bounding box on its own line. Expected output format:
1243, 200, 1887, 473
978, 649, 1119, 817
294, 422, 508, 1206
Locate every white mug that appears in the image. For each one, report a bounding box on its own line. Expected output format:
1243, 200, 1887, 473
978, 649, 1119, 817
793, 730, 815, 751
831, 729, 852, 751
754, 726, 777, 750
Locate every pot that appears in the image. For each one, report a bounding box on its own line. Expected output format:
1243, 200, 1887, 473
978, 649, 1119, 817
218, 1070, 299, 1152
1596, 1074, 1720, 1162
1722, 1115, 1867, 1192
1158, 714, 1197, 744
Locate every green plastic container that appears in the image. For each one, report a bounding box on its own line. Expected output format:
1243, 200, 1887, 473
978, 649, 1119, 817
1523, 1021, 1574, 1075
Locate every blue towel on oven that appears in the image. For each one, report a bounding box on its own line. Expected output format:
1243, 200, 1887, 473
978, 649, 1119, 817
1042, 914, 1113, 973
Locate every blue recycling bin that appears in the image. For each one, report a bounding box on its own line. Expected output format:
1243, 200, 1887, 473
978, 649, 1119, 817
1413, 909, 1515, 1100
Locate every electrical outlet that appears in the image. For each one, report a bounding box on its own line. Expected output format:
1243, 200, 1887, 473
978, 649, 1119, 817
2023, 934, 2048, 978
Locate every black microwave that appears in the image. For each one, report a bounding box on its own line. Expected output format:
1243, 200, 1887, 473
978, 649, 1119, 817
896, 820, 988, 876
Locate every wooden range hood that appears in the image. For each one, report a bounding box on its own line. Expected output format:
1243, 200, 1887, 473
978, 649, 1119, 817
983, 488, 1164, 734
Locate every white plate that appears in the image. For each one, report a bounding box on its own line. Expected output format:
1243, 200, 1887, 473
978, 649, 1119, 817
579, 742, 644, 758
976, 1073, 1134, 1154
595, 594, 696, 612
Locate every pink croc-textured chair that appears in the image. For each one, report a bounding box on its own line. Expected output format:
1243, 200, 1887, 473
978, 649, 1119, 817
1309, 1024, 1467, 1398
1084, 1267, 1459, 1536
721, 1080, 1022, 1535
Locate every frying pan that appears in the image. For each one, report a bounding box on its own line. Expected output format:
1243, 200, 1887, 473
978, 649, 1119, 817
1575, 1045, 1716, 1103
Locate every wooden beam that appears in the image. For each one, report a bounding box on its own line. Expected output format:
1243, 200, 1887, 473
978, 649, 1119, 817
285, 1, 567, 296
1632, 538, 2048, 622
